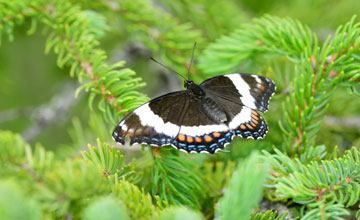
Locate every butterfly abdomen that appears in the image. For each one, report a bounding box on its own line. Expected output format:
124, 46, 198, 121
201, 97, 227, 123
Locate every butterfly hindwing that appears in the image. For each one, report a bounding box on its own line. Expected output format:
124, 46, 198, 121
170, 98, 233, 153
228, 106, 268, 139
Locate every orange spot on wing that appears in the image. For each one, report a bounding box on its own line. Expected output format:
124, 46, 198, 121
252, 119, 258, 124
251, 122, 256, 127
252, 110, 258, 116
187, 136, 194, 143
240, 124, 246, 130
260, 84, 265, 90
178, 134, 186, 142
195, 137, 202, 143
205, 136, 213, 142
252, 115, 259, 121
213, 132, 221, 138
247, 124, 254, 130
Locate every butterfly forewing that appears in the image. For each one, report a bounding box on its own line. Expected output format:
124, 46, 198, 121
113, 91, 187, 146
200, 73, 276, 112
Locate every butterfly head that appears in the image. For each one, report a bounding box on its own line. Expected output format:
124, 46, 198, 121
185, 80, 205, 98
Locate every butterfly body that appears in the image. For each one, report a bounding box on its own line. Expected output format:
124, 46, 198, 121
113, 73, 275, 154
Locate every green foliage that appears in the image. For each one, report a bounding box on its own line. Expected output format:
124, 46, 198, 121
81, 139, 142, 184
157, 206, 203, 220
112, 179, 156, 219
0, 130, 28, 163
216, 152, 269, 220
82, 139, 127, 177
1, 0, 149, 124
1, 0, 360, 219
300, 204, 349, 220
265, 147, 360, 218
202, 161, 236, 198
199, 15, 360, 155
0, 180, 41, 220
151, 148, 205, 209
82, 196, 129, 220
117, 0, 203, 75
250, 210, 289, 220
155, 0, 247, 40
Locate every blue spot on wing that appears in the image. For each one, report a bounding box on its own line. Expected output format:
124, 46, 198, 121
171, 131, 234, 154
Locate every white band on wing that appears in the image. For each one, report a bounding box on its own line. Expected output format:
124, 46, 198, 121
226, 74, 256, 109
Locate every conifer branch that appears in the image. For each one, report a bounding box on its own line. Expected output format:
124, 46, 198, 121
250, 210, 290, 220
151, 148, 206, 209
264, 147, 360, 218
0, 0, 149, 124
81, 139, 142, 183
112, 179, 156, 220
216, 152, 269, 219
154, 0, 247, 40
198, 15, 360, 154
114, 0, 204, 77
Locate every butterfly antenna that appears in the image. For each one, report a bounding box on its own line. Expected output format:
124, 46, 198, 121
187, 42, 196, 80
150, 57, 187, 80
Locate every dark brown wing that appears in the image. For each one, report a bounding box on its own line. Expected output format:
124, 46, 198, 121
200, 73, 276, 112
112, 91, 187, 146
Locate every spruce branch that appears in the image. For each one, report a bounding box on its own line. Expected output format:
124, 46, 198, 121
264, 147, 360, 218
155, 0, 247, 40
250, 210, 290, 220
0, 131, 111, 218
0, 1, 39, 43
0, 130, 54, 181
0, 0, 149, 124
151, 148, 205, 209
198, 15, 318, 77
203, 161, 236, 198
298, 145, 329, 164
112, 179, 156, 220
81, 139, 126, 177
300, 204, 349, 220
81, 139, 142, 183
216, 152, 269, 220
115, 0, 203, 77
0, 130, 28, 164
42, 0, 148, 123
41, 159, 109, 218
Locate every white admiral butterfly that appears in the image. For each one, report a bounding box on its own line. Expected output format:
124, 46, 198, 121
113, 45, 275, 154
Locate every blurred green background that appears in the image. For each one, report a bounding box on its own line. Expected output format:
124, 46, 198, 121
1, 0, 359, 154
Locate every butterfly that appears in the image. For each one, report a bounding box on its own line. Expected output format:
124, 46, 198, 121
112, 45, 275, 154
